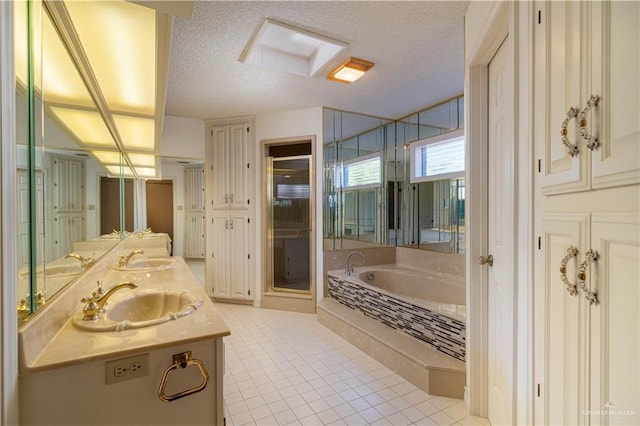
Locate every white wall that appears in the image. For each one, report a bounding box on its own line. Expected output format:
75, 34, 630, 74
465, 1, 534, 423
159, 115, 206, 257
160, 162, 185, 257
160, 115, 205, 159
254, 107, 324, 304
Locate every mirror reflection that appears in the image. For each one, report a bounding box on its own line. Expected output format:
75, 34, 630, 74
15, 0, 168, 322
323, 95, 465, 254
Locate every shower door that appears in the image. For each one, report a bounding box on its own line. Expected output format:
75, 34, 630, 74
268, 155, 311, 293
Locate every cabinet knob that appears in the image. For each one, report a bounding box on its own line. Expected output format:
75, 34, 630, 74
479, 254, 493, 267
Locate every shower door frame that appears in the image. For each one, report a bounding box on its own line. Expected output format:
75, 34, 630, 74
266, 154, 313, 294
260, 136, 317, 314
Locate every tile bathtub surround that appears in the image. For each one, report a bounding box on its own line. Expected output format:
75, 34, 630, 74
327, 275, 466, 362
396, 247, 465, 279
216, 303, 487, 426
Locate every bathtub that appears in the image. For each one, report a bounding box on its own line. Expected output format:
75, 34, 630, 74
327, 264, 466, 361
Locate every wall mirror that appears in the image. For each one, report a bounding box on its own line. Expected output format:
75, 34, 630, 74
15, 0, 169, 323
323, 96, 465, 254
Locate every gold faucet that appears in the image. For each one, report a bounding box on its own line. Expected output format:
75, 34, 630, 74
81, 281, 138, 320
65, 252, 96, 269
137, 227, 153, 238
118, 249, 144, 268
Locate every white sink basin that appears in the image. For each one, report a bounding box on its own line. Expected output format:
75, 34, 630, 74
112, 257, 178, 271
43, 264, 84, 277
72, 290, 202, 332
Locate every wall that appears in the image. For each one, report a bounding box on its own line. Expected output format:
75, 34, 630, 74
254, 107, 324, 305
160, 162, 185, 256
160, 115, 205, 159
464, 1, 534, 422
1, 1, 19, 422
158, 115, 206, 257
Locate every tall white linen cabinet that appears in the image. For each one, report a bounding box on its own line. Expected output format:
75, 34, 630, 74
533, 1, 639, 424
205, 121, 254, 301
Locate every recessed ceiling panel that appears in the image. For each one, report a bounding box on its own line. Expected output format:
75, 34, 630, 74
240, 19, 347, 78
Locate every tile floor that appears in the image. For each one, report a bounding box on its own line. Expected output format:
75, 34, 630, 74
185, 260, 488, 425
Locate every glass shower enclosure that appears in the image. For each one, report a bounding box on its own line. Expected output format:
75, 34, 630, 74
268, 155, 312, 293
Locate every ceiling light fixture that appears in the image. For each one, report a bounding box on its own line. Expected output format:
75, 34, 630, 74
327, 57, 375, 84
240, 18, 348, 78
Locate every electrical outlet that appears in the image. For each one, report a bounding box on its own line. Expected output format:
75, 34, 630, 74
105, 353, 149, 385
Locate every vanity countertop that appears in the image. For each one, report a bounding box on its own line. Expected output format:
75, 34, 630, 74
19, 256, 230, 373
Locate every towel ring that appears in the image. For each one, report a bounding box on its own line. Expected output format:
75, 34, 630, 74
560, 106, 580, 157
559, 246, 579, 296
158, 351, 209, 402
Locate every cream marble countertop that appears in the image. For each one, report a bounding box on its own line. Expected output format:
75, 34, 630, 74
19, 253, 230, 374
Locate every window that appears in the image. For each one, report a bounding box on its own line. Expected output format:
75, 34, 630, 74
336, 152, 381, 189
410, 130, 465, 183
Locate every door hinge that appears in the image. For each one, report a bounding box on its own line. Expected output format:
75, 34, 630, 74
211, 130, 213, 136
537, 159, 541, 172
537, 10, 542, 24
247, 218, 250, 224
248, 289, 251, 296
247, 199, 250, 205
247, 163, 250, 169
211, 252, 214, 258
538, 236, 541, 250
248, 254, 251, 260
537, 383, 541, 397
246, 127, 250, 133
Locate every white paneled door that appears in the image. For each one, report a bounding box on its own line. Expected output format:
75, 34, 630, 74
487, 35, 514, 426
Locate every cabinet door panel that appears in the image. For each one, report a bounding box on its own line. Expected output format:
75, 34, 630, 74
184, 213, 204, 258
210, 214, 230, 297
537, 1, 590, 194
229, 124, 248, 209
590, 1, 640, 188
211, 126, 229, 209
589, 214, 640, 425
229, 214, 249, 299
535, 214, 589, 425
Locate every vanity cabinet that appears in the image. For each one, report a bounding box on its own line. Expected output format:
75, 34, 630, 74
209, 123, 250, 210
208, 212, 250, 299
184, 167, 205, 258
20, 336, 225, 425
533, 1, 640, 424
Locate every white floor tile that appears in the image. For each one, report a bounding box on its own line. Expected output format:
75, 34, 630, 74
428, 410, 457, 425
442, 402, 471, 421
214, 303, 465, 426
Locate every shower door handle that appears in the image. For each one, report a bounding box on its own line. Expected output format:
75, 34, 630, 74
479, 254, 494, 267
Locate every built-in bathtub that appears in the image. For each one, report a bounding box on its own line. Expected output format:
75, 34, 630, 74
327, 264, 466, 362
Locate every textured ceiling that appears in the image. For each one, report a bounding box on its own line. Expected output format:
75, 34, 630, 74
165, 1, 469, 121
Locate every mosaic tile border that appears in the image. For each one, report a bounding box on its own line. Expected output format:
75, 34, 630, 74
327, 274, 466, 362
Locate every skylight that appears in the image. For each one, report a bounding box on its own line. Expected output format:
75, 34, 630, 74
240, 19, 348, 78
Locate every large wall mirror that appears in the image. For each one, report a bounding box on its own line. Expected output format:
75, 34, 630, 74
15, 0, 169, 323
323, 96, 464, 254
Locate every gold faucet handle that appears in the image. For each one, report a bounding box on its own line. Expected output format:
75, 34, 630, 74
91, 281, 104, 298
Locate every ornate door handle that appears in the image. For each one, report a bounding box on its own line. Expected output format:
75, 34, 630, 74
479, 254, 493, 267
579, 95, 600, 151
559, 246, 579, 296
561, 106, 580, 157
578, 249, 599, 305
